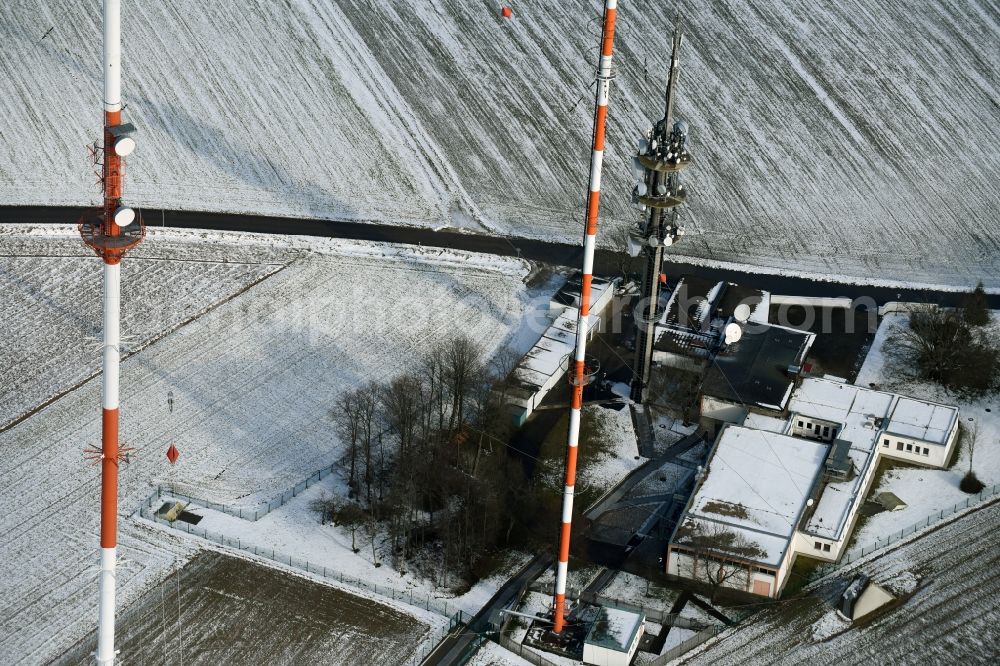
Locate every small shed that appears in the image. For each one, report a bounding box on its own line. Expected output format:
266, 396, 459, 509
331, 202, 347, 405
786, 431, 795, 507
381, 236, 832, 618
875, 491, 907, 512
839, 575, 895, 621
583, 606, 644, 666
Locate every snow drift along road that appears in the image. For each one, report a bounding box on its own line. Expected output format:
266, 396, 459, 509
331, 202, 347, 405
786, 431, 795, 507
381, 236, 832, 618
1, 0, 998, 287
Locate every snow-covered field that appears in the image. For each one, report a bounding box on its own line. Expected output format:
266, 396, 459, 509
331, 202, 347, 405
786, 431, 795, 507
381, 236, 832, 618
0, 226, 557, 664
848, 312, 1000, 549
0, 227, 281, 431
2, 1, 999, 288
152, 477, 533, 617
682, 499, 1000, 665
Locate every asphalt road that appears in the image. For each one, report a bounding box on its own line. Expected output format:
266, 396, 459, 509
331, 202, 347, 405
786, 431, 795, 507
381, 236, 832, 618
421, 553, 552, 666
4, 206, 997, 308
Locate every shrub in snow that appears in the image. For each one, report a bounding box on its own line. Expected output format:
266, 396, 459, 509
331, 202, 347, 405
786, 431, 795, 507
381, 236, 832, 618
961, 283, 991, 327
959, 471, 985, 494
889, 305, 998, 395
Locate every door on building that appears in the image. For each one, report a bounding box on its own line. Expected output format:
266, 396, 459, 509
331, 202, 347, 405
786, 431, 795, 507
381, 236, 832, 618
752, 579, 772, 597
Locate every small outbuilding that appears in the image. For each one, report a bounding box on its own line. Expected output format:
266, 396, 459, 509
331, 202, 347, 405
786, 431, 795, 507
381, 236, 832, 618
875, 491, 907, 512
582, 605, 645, 666
839, 574, 895, 621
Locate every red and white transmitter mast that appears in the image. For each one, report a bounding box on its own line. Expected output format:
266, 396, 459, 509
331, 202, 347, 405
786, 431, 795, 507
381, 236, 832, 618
552, 0, 619, 635
79, 1, 142, 663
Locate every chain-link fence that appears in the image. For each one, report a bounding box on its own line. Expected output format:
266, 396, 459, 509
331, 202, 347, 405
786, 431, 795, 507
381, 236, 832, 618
406, 611, 474, 666
498, 635, 564, 666
648, 625, 727, 665
812, 482, 1000, 580
146, 463, 339, 522
138, 493, 454, 617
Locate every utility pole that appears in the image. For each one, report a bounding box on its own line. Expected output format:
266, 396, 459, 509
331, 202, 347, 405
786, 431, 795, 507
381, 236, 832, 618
629, 28, 693, 404
79, 2, 142, 663
551, 0, 619, 636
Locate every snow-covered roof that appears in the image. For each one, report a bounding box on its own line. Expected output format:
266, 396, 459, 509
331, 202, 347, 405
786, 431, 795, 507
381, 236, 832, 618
676, 425, 828, 566
585, 605, 644, 652
886, 397, 958, 446
791, 378, 960, 540
790, 378, 959, 449
511, 279, 612, 392
803, 447, 876, 540
788, 378, 895, 452
742, 412, 790, 434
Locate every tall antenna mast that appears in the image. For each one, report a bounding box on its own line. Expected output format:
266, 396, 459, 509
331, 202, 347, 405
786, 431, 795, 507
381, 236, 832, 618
79, 2, 142, 663
629, 26, 692, 403
551, 0, 619, 636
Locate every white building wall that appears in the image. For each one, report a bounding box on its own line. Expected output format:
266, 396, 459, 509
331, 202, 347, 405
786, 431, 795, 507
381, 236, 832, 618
788, 414, 841, 442
877, 424, 956, 468
667, 549, 778, 598
582, 627, 644, 666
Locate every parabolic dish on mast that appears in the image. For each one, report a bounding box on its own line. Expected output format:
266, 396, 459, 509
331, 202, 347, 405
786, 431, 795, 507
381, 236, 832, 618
724, 322, 743, 345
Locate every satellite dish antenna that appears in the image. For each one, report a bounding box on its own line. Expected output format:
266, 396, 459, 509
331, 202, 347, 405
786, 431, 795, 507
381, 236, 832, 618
113, 206, 135, 227
734, 304, 752, 323
724, 322, 743, 345
114, 136, 136, 156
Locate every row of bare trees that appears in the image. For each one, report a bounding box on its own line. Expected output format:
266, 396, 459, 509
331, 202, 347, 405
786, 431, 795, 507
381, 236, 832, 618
316, 337, 536, 588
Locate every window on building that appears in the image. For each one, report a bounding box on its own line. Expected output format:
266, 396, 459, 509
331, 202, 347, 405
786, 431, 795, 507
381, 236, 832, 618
756, 567, 772, 575
897, 442, 904, 451
923, 447, 929, 455
822, 426, 830, 437
806, 423, 813, 430
906, 443, 912, 452
833, 428, 839, 438
798, 420, 804, 428
883, 438, 890, 447
823, 544, 831, 552
814, 541, 822, 550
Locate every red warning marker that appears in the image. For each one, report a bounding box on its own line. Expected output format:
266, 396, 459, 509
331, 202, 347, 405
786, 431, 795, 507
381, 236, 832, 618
166, 444, 180, 465
501, 6, 513, 19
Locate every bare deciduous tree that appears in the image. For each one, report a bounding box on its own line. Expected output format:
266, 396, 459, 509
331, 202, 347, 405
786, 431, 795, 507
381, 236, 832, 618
675, 521, 767, 602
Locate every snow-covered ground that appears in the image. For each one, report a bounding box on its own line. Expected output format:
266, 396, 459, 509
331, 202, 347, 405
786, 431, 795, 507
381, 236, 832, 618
150, 477, 532, 617
849, 312, 1000, 549
2, 1, 999, 288
468, 641, 532, 666
584, 405, 642, 490
0, 226, 281, 430
601, 571, 681, 614
682, 499, 1000, 665
537, 404, 640, 500
0, 226, 559, 664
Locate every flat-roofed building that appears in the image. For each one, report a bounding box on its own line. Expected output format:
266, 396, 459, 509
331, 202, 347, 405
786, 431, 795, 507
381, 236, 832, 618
666, 425, 828, 598
504, 275, 617, 425
668, 377, 961, 594
582, 605, 645, 666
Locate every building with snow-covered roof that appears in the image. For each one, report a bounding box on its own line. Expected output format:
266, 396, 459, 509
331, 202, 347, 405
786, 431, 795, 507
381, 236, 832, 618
668, 378, 961, 595
666, 425, 829, 598
786, 377, 959, 561
504, 275, 617, 425
582, 605, 645, 666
